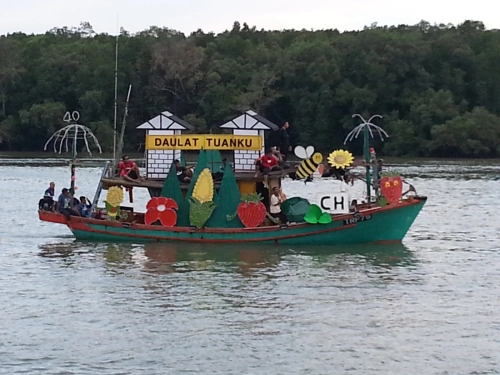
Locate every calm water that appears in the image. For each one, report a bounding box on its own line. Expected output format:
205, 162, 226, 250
1, 157, 500, 375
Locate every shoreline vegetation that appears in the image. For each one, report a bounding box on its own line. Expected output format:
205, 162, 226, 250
1, 20, 500, 158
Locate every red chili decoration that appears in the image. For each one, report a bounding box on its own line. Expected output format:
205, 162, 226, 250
380, 176, 403, 204
145, 197, 178, 226
237, 193, 267, 228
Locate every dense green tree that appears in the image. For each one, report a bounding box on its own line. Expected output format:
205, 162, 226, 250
1, 20, 500, 158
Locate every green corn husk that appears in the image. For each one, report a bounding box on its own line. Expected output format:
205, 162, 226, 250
189, 198, 217, 229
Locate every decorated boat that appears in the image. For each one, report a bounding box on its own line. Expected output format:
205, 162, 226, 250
39, 110, 426, 245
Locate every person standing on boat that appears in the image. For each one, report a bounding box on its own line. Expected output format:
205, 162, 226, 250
270, 186, 289, 225
278, 122, 292, 162
254, 148, 282, 188
58, 188, 80, 219
118, 155, 141, 182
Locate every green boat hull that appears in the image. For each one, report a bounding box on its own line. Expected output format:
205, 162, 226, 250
63, 197, 426, 245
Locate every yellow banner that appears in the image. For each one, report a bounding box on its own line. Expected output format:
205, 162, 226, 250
146, 134, 262, 151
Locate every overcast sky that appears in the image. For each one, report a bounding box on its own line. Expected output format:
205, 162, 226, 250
1, 0, 498, 36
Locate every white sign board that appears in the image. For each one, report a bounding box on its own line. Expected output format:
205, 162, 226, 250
316, 192, 350, 214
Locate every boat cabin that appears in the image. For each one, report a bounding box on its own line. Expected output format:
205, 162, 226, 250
101, 110, 294, 206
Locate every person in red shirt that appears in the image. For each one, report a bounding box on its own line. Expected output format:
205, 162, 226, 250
118, 155, 141, 182
254, 147, 282, 188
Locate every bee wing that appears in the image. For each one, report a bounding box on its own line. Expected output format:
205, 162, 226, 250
305, 145, 315, 158
294, 146, 308, 159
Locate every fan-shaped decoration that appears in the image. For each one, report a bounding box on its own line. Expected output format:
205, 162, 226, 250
44, 124, 102, 156
145, 197, 179, 226
328, 149, 354, 169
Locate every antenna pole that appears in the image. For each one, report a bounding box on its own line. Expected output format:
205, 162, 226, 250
116, 84, 132, 163
363, 124, 371, 202
113, 15, 119, 165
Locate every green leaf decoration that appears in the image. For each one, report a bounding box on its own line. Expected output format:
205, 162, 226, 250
160, 162, 190, 226
189, 198, 217, 229
179, 150, 186, 167
377, 196, 388, 206
304, 204, 332, 225
205, 149, 223, 172
281, 197, 311, 223
318, 212, 332, 224
206, 162, 243, 228
105, 201, 120, 220
304, 204, 322, 224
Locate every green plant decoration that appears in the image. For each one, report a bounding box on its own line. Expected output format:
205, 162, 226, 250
160, 162, 189, 226
304, 204, 331, 225
189, 198, 217, 228
104, 201, 120, 220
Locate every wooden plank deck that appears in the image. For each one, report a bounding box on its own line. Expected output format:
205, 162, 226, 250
101, 168, 296, 190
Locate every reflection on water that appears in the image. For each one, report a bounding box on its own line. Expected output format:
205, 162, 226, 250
38, 239, 416, 276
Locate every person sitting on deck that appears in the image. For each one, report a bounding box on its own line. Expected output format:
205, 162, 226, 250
350, 199, 358, 212
270, 186, 289, 225
211, 158, 227, 181
118, 155, 141, 182
273, 146, 290, 169
38, 182, 56, 211
254, 148, 282, 188
44, 181, 55, 198
77, 196, 92, 217
57, 188, 80, 219
174, 159, 193, 183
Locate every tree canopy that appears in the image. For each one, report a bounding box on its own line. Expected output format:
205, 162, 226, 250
1, 20, 500, 158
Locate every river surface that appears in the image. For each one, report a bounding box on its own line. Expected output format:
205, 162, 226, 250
1, 157, 500, 374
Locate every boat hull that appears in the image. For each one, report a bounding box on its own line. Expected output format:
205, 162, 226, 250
39, 197, 426, 245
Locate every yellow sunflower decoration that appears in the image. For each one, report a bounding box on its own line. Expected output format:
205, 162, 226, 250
328, 149, 354, 169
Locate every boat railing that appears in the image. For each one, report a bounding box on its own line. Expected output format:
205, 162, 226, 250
91, 161, 111, 212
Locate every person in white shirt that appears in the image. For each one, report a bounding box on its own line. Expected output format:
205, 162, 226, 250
270, 186, 289, 225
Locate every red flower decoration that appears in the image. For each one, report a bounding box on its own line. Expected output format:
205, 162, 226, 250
145, 197, 178, 226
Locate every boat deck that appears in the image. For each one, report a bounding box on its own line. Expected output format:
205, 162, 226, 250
101, 168, 296, 190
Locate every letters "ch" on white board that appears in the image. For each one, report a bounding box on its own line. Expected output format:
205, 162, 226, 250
316, 192, 350, 214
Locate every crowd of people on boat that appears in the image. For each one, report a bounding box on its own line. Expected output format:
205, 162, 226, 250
38, 182, 92, 219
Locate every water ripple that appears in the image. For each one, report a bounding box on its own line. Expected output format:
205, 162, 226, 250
1, 160, 500, 374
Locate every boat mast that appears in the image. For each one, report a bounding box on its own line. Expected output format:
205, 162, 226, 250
112, 16, 119, 165
344, 114, 387, 203
363, 122, 371, 201
116, 84, 132, 163
70, 125, 77, 197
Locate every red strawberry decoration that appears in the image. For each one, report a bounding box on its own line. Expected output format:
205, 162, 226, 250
228, 193, 268, 228
380, 175, 403, 204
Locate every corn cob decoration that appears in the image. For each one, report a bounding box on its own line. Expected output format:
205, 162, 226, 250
105, 186, 124, 219
189, 168, 216, 228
